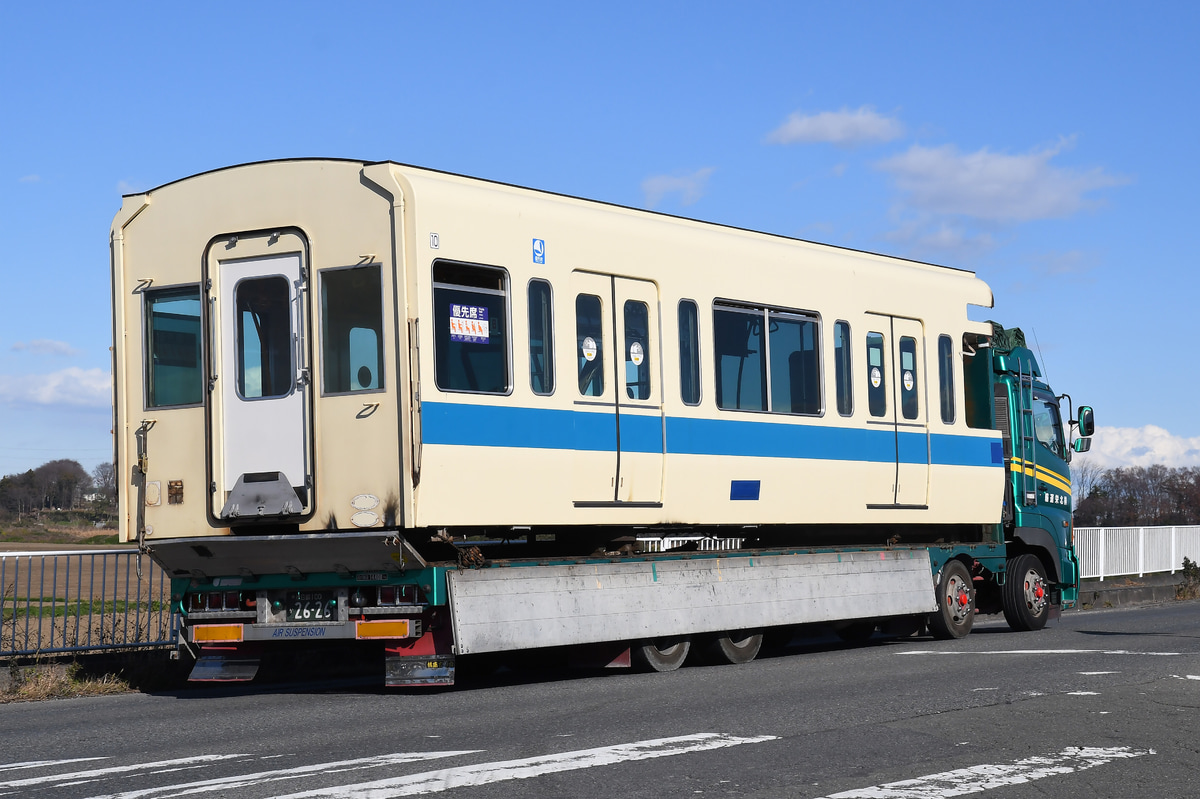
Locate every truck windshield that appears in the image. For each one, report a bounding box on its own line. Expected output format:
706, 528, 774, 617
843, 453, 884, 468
1033, 396, 1065, 459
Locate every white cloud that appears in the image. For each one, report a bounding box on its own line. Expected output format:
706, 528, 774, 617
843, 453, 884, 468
19, 174, 40, 183
1082, 425, 1200, 469
876, 138, 1126, 222
0, 368, 111, 408
883, 218, 997, 260
116, 179, 144, 195
11, 339, 81, 357
1028, 249, 1096, 277
767, 106, 904, 146
641, 167, 715, 209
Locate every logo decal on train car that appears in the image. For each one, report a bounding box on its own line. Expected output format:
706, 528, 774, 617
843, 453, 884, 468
582, 336, 598, 361
533, 238, 545, 264
450, 304, 490, 343
871, 367, 882, 388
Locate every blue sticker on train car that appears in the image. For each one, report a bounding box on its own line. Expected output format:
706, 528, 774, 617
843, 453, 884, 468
532, 238, 545, 264
730, 480, 761, 500
991, 442, 1004, 464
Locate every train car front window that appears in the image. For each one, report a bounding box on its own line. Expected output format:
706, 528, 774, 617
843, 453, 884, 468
834, 321, 852, 416
866, 332, 886, 417
145, 285, 203, 408
528, 280, 555, 395
320, 264, 383, 394
624, 300, 651, 400
432, 261, 511, 394
236, 276, 294, 399
713, 305, 765, 411
576, 294, 604, 396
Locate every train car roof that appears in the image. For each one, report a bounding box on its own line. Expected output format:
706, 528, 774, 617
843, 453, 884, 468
125, 157, 977, 278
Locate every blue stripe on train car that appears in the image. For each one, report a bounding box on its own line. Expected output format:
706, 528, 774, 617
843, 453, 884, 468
422, 401, 1002, 468
730, 480, 761, 500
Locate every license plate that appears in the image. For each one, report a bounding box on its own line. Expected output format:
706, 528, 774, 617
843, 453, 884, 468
286, 591, 335, 622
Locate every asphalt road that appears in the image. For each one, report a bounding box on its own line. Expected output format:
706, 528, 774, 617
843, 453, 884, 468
1, 601, 1198, 798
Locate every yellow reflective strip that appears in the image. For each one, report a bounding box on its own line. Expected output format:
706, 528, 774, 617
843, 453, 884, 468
192, 624, 244, 643
356, 620, 410, 639
1009, 458, 1072, 495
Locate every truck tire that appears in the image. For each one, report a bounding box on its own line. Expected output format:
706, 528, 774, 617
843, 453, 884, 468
709, 631, 763, 664
1003, 553, 1050, 631
633, 637, 691, 672
929, 560, 975, 639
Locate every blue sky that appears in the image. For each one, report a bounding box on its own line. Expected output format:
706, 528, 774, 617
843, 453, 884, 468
1, 2, 1197, 475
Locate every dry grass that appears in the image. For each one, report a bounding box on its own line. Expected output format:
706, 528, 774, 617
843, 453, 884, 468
1177, 557, 1200, 601
2, 661, 131, 703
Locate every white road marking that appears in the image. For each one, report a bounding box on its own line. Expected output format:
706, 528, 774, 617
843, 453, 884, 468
80, 752, 480, 799
1079, 671, 1119, 675
270, 733, 778, 799
815, 746, 1152, 798
0, 758, 107, 773
899, 649, 1182, 656
0, 756, 248, 791
1067, 691, 1100, 696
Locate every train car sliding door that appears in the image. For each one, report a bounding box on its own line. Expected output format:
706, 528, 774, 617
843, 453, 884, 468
207, 233, 314, 522
571, 272, 664, 506
865, 315, 930, 508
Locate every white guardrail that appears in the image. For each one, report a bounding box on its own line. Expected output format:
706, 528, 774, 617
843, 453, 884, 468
1074, 526, 1200, 581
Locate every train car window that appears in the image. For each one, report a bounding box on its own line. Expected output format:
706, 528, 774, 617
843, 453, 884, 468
866, 332, 886, 417
432, 261, 510, 394
961, 332, 993, 429
528, 280, 554, 395
834, 321, 852, 416
236, 276, 294, 399
713, 305, 766, 411
899, 336, 918, 420
576, 294, 604, 396
320, 265, 383, 394
678, 300, 701, 405
768, 310, 821, 415
937, 334, 954, 424
144, 285, 204, 408
624, 300, 651, 400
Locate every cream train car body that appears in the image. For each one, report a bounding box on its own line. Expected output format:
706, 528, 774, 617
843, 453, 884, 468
112, 158, 1003, 550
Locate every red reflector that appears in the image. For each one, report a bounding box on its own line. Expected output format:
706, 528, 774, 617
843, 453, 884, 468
378, 587, 397, 605
206, 593, 223, 611
224, 591, 239, 609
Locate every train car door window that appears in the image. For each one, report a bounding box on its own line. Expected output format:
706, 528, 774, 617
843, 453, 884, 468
713, 305, 766, 411
432, 261, 510, 394
624, 300, 651, 400
834, 320, 852, 416
528, 279, 555, 395
144, 285, 204, 408
898, 336, 918, 420
937, 334, 954, 424
320, 264, 383, 393
576, 294, 605, 396
866, 332, 887, 417
678, 300, 701, 405
235, 276, 294, 399
768, 310, 821, 415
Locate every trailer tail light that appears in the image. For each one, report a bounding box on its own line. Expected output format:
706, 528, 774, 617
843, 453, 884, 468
224, 591, 240, 609
378, 586, 397, 605
206, 593, 224, 611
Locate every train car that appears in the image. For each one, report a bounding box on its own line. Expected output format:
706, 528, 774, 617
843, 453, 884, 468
110, 159, 1093, 684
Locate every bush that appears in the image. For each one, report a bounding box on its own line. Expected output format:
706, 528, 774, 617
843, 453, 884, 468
1178, 557, 1200, 601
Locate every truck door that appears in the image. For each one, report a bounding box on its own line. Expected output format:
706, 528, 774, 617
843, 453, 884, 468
571, 271, 664, 506
865, 315, 929, 508
207, 232, 314, 522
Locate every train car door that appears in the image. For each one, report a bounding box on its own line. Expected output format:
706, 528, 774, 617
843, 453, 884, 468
865, 316, 929, 508
571, 272, 664, 505
207, 234, 314, 522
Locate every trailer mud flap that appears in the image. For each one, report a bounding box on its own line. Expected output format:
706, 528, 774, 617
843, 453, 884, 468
384, 626, 455, 687
188, 644, 261, 682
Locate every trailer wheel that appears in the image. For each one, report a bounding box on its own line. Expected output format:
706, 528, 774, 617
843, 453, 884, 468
1002, 554, 1050, 631
633, 637, 691, 672
710, 631, 763, 664
929, 560, 974, 640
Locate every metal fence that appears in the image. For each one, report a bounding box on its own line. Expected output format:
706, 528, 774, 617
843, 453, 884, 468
1, 549, 177, 659
1075, 526, 1200, 581
637, 536, 746, 553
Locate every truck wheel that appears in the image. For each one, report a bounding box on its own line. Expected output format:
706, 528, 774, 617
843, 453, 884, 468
1003, 554, 1050, 631
633, 637, 691, 672
710, 631, 763, 664
929, 560, 975, 640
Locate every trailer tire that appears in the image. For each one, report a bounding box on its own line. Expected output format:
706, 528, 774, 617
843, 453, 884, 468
633, 637, 691, 672
929, 560, 975, 640
1003, 554, 1050, 632
709, 631, 763, 664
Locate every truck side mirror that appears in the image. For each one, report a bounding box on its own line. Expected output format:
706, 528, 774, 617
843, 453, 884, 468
1077, 406, 1095, 437
1073, 437, 1092, 453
